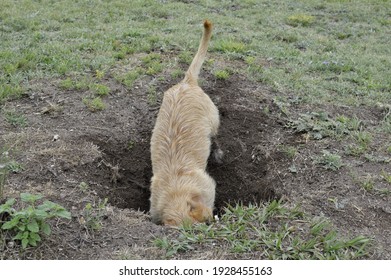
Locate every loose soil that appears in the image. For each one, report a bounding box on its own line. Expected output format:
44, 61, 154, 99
0, 57, 390, 259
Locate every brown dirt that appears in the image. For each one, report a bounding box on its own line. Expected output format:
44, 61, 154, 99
0, 57, 390, 259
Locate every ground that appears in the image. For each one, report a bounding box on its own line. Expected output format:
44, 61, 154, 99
1, 58, 390, 259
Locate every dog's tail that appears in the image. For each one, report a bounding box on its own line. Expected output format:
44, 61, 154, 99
183, 20, 212, 85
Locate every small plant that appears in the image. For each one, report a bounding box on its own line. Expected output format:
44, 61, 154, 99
0, 193, 71, 249
278, 144, 298, 159
115, 69, 142, 89
287, 14, 315, 27
213, 39, 247, 54
141, 53, 164, 75
315, 150, 344, 171
214, 69, 230, 80
361, 175, 375, 192
91, 83, 110, 96
59, 77, 90, 91
83, 97, 105, 111
0, 166, 7, 201
81, 198, 108, 231
178, 51, 193, 64
3, 110, 27, 128
145, 61, 163, 75
288, 112, 363, 140
79, 182, 89, 193
380, 170, 391, 184
170, 69, 183, 79
6, 160, 24, 173
95, 70, 105, 80
127, 140, 135, 150
147, 86, 158, 105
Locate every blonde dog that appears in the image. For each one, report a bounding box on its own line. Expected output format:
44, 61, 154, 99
149, 20, 220, 226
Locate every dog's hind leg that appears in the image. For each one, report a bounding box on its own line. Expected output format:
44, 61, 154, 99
211, 137, 224, 164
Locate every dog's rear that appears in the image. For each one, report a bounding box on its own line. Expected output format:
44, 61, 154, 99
149, 20, 219, 226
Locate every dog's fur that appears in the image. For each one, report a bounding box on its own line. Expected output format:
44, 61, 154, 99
149, 20, 219, 226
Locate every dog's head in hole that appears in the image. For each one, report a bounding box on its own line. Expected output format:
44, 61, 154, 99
161, 192, 213, 226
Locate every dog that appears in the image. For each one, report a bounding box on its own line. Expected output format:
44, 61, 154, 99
149, 20, 220, 226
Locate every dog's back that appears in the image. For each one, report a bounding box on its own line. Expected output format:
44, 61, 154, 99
149, 20, 219, 226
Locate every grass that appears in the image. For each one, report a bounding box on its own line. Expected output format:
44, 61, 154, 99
286, 14, 315, 27
154, 200, 371, 259
3, 110, 27, 128
214, 69, 230, 80
82, 97, 105, 112
0, 0, 389, 107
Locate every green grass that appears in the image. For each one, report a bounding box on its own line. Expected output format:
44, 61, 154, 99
154, 200, 371, 259
286, 14, 315, 27
2, 110, 28, 128
82, 97, 105, 112
214, 69, 231, 80
0, 0, 389, 106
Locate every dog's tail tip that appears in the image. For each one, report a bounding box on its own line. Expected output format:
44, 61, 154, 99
203, 19, 212, 30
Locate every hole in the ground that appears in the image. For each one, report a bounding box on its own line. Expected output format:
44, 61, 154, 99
83, 75, 288, 216
88, 105, 283, 215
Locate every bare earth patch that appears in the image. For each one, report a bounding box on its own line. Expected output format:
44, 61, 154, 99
0, 60, 390, 259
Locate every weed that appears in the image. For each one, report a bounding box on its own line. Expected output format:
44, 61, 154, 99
95, 70, 105, 80
213, 39, 247, 55
79, 182, 89, 193
170, 69, 183, 79
142, 53, 163, 76
0, 193, 71, 249
361, 175, 375, 192
3, 110, 27, 128
6, 160, 24, 173
147, 86, 158, 106
214, 69, 230, 80
278, 145, 298, 159
353, 131, 372, 148
81, 198, 108, 231
288, 112, 363, 140
315, 150, 344, 171
91, 83, 110, 96
83, 97, 105, 112
286, 14, 315, 27
0, 163, 7, 201
115, 69, 142, 89
59, 77, 90, 91
178, 51, 193, 65
380, 170, 391, 184
127, 140, 135, 150
0, 84, 24, 104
